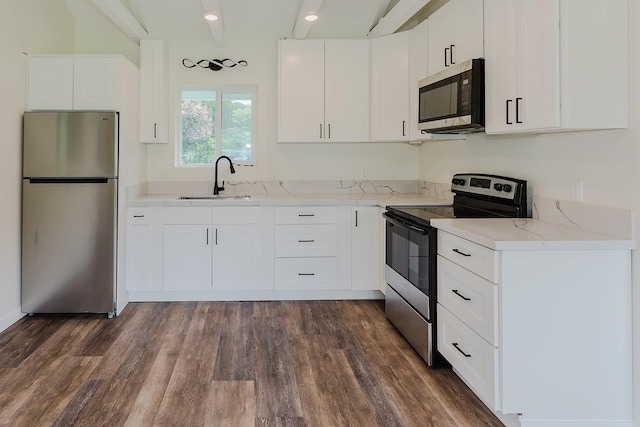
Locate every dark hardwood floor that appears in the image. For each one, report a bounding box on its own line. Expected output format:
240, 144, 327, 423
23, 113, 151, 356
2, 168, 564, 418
0, 301, 502, 426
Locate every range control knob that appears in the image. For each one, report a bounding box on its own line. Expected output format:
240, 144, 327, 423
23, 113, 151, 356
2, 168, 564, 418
503, 184, 513, 192
453, 179, 466, 186
493, 183, 503, 191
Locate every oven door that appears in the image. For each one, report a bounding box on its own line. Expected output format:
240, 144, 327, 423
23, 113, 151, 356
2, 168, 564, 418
383, 212, 435, 319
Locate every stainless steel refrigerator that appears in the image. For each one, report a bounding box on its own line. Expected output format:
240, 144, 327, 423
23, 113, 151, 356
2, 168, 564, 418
22, 111, 118, 316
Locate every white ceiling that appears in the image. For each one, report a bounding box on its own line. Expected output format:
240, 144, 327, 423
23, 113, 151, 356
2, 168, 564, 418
63, 0, 443, 49
111, 0, 395, 44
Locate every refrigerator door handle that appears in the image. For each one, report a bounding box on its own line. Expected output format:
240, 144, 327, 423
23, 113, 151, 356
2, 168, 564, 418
29, 178, 110, 184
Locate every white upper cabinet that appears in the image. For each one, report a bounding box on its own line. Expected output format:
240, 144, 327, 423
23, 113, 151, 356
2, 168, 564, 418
278, 39, 370, 143
427, 0, 484, 76
409, 19, 430, 141
27, 56, 127, 111
27, 57, 74, 110
139, 40, 168, 143
484, 0, 628, 134
370, 31, 410, 142
324, 40, 370, 142
73, 58, 121, 110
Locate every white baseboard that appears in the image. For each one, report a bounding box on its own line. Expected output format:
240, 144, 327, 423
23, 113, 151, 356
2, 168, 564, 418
0, 309, 25, 334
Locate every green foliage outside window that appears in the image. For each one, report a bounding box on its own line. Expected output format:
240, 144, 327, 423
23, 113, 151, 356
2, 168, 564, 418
180, 89, 253, 166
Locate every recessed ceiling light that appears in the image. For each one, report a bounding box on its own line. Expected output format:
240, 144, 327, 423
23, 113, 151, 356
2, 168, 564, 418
204, 13, 219, 21
304, 13, 319, 22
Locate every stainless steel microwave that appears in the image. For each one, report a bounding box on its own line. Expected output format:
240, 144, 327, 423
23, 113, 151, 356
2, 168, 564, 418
418, 58, 484, 134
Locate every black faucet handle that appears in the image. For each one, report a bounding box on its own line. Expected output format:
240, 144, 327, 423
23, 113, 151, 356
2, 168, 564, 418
219, 180, 225, 192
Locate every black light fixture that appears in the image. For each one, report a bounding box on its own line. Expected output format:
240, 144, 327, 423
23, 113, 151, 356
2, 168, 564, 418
182, 58, 248, 71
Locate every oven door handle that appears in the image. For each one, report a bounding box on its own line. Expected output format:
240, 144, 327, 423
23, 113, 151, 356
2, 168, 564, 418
383, 212, 429, 235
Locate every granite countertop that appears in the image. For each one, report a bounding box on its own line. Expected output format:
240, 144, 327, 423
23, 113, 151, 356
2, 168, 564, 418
431, 218, 636, 251
129, 193, 452, 208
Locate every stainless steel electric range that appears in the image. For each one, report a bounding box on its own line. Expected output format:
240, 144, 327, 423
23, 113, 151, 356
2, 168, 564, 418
383, 173, 528, 366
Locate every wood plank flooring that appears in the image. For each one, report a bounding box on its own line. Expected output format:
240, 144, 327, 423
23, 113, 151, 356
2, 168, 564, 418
0, 301, 502, 426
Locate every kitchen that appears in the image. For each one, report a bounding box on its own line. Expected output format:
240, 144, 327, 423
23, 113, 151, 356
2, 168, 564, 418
1, 0, 639, 426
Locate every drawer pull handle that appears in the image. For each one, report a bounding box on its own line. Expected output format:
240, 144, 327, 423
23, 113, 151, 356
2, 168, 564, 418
298, 273, 315, 276
133, 215, 145, 218
452, 289, 471, 301
452, 248, 471, 257
298, 239, 315, 243
452, 342, 471, 358
298, 214, 315, 217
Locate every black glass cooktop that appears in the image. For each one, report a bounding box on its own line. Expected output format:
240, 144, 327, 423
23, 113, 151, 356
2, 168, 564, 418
386, 205, 456, 225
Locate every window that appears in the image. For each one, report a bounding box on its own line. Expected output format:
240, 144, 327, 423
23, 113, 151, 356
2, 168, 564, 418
179, 86, 256, 166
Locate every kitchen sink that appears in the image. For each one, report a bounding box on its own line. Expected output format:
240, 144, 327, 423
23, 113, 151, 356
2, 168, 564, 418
177, 195, 252, 200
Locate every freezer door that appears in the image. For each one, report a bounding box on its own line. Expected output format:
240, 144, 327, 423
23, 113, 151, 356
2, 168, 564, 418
23, 112, 118, 178
21, 178, 116, 314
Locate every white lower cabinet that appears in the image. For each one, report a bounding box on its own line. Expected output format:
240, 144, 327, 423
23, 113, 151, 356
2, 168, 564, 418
162, 207, 212, 291
212, 207, 265, 291
275, 258, 339, 290
127, 204, 383, 298
163, 225, 212, 291
436, 229, 632, 425
351, 207, 381, 291
274, 206, 349, 291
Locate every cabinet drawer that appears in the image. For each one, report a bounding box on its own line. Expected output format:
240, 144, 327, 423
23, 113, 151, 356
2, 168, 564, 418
127, 207, 150, 225
438, 305, 499, 411
438, 256, 498, 345
163, 207, 211, 224
438, 231, 498, 281
213, 206, 262, 224
275, 206, 338, 224
275, 225, 338, 257
274, 258, 340, 290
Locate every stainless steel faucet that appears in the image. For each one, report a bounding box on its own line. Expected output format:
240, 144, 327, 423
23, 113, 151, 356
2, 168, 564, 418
213, 155, 236, 195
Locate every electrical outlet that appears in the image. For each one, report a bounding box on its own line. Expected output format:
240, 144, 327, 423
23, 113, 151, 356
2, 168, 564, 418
361, 170, 367, 180
159, 171, 168, 181
263, 170, 277, 180
570, 181, 583, 201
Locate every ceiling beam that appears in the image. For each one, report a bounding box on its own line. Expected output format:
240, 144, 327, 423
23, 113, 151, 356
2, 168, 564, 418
369, 0, 392, 32
292, 0, 325, 39
91, 0, 148, 40
201, 0, 225, 47
368, 0, 432, 38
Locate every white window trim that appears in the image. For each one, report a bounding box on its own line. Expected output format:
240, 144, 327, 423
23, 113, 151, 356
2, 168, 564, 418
177, 85, 257, 167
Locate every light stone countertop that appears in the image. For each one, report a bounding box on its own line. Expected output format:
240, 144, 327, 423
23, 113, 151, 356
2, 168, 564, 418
431, 218, 636, 251
128, 192, 452, 208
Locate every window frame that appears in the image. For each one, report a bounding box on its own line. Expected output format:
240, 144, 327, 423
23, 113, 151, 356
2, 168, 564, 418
177, 85, 257, 167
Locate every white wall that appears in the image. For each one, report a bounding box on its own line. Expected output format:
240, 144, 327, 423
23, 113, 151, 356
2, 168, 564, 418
0, 1, 75, 330
64, 0, 140, 65
145, 36, 420, 184
418, 4, 640, 425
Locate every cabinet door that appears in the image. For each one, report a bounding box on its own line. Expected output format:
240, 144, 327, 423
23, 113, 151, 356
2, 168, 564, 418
163, 225, 212, 291
140, 40, 167, 143
484, 0, 518, 133
485, 0, 559, 133
126, 225, 151, 291
427, 1, 456, 75
351, 207, 381, 291
213, 225, 264, 290
371, 32, 410, 142
514, 0, 560, 131
324, 40, 370, 142
278, 40, 325, 142
73, 58, 121, 111
27, 57, 74, 110
410, 20, 430, 141
454, 0, 484, 65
